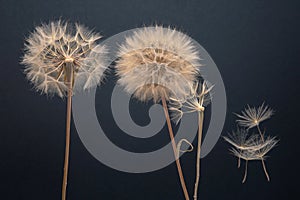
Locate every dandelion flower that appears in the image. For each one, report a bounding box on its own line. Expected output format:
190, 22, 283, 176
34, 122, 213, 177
21, 20, 107, 200
235, 103, 274, 129
116, 26, 202, 200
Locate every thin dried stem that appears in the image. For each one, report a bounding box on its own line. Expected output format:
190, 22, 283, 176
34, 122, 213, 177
176, 139, 194, 159
242, 160, 248, 183
193, 111, 204, 200
256, 125, 264, 142
161, 96, 190, 200
261, 158, 270, 181
61, 63, 73, 200
256, 125, 270, 182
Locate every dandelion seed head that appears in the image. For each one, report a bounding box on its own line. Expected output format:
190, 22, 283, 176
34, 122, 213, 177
22, 20, 107, 97
116, 26, 201, 103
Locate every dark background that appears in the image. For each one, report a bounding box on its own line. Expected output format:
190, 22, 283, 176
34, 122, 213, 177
0, 0, 299, 199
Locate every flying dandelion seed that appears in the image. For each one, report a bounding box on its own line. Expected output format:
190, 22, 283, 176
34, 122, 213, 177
224, 128, 277, 166
21, 20, 107, 200
223, 128, 256, 168
223, 128, 267, 151
229, 136, 278, 183
230, 136, 278, 161
226, 104, 279, 183
116, 26, 201, 200
235, 103, 274, 129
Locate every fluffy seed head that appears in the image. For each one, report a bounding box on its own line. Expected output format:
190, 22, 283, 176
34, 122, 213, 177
116, 26, 201, 103
22, 20, 107, 97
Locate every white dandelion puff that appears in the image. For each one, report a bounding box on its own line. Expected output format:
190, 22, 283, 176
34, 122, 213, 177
116, 25, 201, 103
116, 26, 202, 200
22, 20, 107, 97
21, 20, 107, 200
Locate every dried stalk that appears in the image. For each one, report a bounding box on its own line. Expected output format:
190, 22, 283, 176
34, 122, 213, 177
61, 62, 73, 200
193, 111, 204, 200
161, 96, 190, 200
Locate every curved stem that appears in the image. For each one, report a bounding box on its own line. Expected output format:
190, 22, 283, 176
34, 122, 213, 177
161, 96, 190, 200
256, 125, 270, 182
261, 158, 270, 181
256, 125, 264, 142
193, 111, 204, 200
242, 160, 248, 183
62, 63, 73, 200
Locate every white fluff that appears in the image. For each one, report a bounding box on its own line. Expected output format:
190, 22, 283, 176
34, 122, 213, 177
116, 26, 201, 102
22, 21, 107, 97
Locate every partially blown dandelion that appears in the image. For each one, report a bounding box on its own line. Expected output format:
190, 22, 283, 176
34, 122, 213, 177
22, 20, 107, 200
116, 26, 201, 200
170, 81, 212, 200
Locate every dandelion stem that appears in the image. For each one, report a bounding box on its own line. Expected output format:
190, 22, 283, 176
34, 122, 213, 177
161, 96, 190, 200
256, 125, 264, 142
238, 157, 241, 168
242, 160, 248, 183
261, 158, 270, 181
193, 111, 204, 200
256, 125, 270, 182
62, 63, 73, 200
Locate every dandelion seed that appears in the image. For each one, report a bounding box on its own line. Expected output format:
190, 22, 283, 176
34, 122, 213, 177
223, 128, 263, 151
229, 136, 278, 183
235, 103, 274, 129
224, 128, 257, 168
226, 103, 278, 183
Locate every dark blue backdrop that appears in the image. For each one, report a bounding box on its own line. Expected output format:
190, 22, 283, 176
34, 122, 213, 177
0, 0, 299, 199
